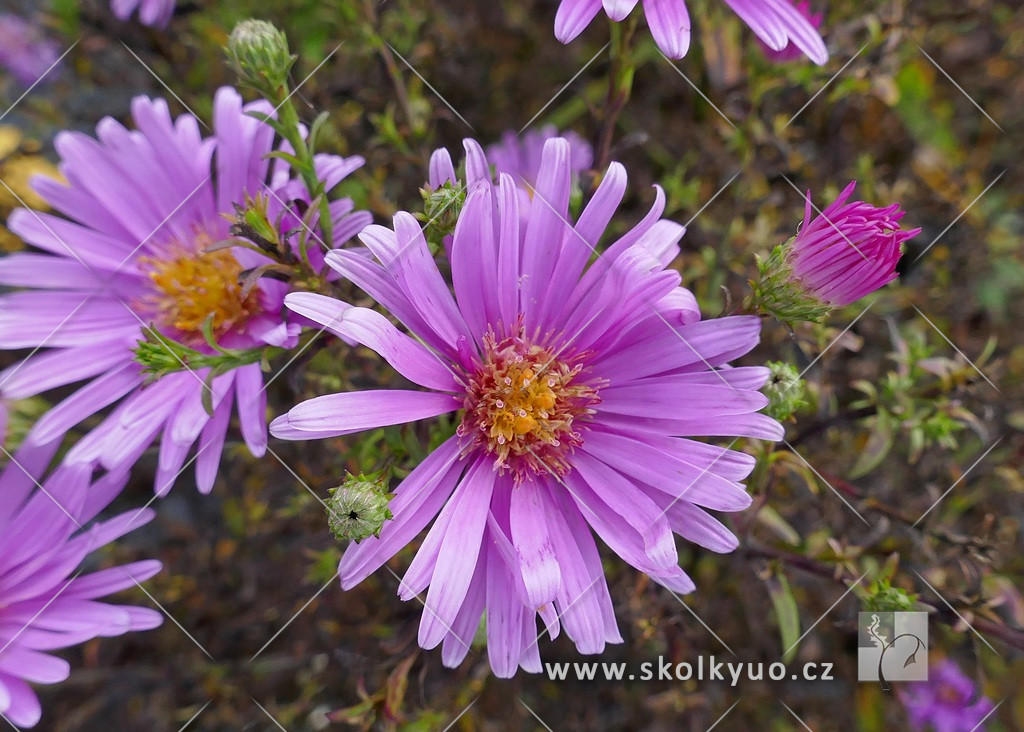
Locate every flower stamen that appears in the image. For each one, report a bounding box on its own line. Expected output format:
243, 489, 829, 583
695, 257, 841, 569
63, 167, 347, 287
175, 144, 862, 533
136, 232, 259, 345
458, 329, 601, 480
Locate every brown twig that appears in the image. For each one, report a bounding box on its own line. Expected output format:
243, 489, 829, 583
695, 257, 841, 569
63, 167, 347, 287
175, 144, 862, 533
744, 545, 1024, 652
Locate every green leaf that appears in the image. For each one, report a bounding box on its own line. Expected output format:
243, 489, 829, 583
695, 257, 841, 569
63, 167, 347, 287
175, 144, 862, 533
756, 505, 801, 546
850, 411, 894, 478
767, 569, 801, 664
307, 111, 334, 159
264, 150, 307, 171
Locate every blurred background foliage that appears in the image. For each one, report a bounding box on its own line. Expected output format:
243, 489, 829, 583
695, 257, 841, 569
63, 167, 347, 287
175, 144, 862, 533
0, 0, 1022, 729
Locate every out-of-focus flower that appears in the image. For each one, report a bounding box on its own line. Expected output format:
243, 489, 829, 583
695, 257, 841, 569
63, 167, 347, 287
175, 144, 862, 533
0, 14, 60, 87
423, 127, 592, 246
759, 2, 823, 62
555, 0, 827, 64
0, 127, 63, 252
109, 0, 176, 28
0, 87, 370, 495
485, 126, 593, 190
753, 181, 919, 323
899, 660, 995, 732
272, 137, 781, 676
0, 443, 163, 728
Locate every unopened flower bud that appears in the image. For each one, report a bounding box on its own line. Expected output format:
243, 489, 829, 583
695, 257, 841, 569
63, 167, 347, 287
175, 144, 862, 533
326, 472, 394, 542
763, 361, 807, 421
226, 19, 296, 92
864, 580, 918, 613
417, 182, 465, 250
227, 194, 282, 256
752, 181, 920, 325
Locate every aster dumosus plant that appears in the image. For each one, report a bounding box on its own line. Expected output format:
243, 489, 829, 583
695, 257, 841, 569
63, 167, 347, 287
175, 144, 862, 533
271, 136, 782, 675
752, 181, 920, 325
555, 0, 828, 63
0, 79, 369, 494
0, 443, 162, 727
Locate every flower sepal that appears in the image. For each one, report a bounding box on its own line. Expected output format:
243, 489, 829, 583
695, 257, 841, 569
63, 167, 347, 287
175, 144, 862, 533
133, 321, 273, 413
750, 240, 832, 326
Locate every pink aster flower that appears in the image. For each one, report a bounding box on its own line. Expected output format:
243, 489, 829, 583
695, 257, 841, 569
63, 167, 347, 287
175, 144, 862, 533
899, 660, 995, 732
271, 137, 781, 675
787, 181, 919, 307
110, 0, 176, 28
0, 14, 61, 87
555, 0, 828, 64
486, 126, 593, 190
0, 444, 163, 727
759, 2, 823, 62
0, 87, 370, 495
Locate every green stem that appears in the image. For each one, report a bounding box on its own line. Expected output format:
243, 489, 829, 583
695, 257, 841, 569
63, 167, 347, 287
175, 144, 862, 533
595, 18, 638, 170
274, 87, 335, 258
361, 0, 417, 142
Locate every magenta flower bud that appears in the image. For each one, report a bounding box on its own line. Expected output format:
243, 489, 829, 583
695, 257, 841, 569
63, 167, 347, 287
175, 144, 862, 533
753, 182, 920, 323
789, 181, 920, 307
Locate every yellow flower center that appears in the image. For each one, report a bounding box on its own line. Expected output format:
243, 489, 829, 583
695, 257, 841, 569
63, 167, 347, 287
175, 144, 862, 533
458, 330, 601, 480
137, 234, 259, 345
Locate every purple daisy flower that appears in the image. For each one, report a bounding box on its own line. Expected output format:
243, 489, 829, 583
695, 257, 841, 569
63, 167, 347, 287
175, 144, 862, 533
0, 14, 61, 87
900, 660, 996, 732
0, 87, 370, 495
0, 443, 162, 727
759, 2, 823, 62
555, 0, 828, 64
271, 137, 781, 675
485, 126, 593, 190
787, 181, 919, 307
110, 0, 176, 28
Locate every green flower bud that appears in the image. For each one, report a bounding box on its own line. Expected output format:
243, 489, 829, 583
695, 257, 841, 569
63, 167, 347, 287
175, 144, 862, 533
763, 361, 808, 421
750, 241, 832, 326
864, 580, 918, 613
326, 472, 394, 542
227, 194, 283, 257
226, 19, 296, 92
417, 182, 465, 252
